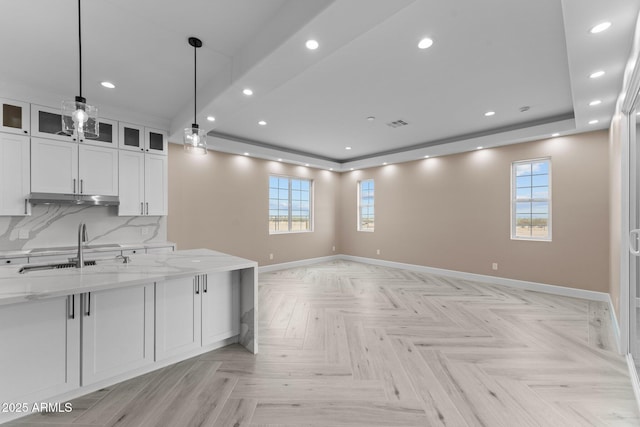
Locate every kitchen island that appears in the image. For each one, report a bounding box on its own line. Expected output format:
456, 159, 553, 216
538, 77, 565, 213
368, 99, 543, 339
0, 249, 257, 424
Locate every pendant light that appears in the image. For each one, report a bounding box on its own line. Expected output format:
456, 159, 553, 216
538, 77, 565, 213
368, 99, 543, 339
184, 37, 207, 155
62, 0, 98, 139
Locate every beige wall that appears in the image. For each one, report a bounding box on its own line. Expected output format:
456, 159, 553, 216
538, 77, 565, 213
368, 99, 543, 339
168, 144, 338, 265
609, 116, 623, 318
338, 130, 610, 292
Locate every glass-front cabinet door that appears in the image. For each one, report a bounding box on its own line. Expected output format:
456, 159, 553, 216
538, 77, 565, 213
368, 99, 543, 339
145, 128, 168, 155
0, 98, 30, 135
31, 104, 77, 142
83, 118, 118, 148
118, 122, 144, 152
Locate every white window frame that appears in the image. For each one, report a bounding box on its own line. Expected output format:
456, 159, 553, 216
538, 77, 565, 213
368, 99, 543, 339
511, 158, 552, 241
268, 175, 314, 234
357, 179, 374, 232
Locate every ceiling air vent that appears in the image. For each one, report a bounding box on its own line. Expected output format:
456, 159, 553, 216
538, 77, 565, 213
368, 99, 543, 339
386, 119, 409, 128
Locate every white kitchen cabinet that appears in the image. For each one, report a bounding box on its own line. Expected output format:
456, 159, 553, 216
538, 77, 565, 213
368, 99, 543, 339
0, 295, 80, 404
31, 104, 78, 142
84, 117, 118, 149
0, 133, 30, 215
118, 151, 166, 216
156, 272, 240, 361
155, 276, 202, 360
31, 137, 78, 194
0, 97, 29, 135
31, 137, 117, 196
202, 271, 240, 345
81, 283, 154, 386
119, 124, 167, 155
79, 144, 118, 196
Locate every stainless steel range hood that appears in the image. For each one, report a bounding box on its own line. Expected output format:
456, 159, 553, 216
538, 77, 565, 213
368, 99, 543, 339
29, 193, 120, 206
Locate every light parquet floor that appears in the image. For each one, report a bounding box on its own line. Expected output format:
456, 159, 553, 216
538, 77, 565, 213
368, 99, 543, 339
7, 260, 640, 426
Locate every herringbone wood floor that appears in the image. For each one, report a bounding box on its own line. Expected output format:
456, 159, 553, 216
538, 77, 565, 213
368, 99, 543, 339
7, 261, 640, 426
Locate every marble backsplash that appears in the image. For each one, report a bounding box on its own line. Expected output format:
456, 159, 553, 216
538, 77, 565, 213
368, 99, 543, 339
0, 204, 166, 251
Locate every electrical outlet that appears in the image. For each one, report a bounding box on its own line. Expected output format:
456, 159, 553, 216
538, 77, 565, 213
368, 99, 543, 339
332, 246, 335, 252
492, 262, 498, 271
269, 253, 274, 260
376, 249, 381, 255
18, 229, 29, 240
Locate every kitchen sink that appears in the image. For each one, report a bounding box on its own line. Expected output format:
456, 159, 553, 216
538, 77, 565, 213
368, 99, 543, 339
17, 255, 130, 274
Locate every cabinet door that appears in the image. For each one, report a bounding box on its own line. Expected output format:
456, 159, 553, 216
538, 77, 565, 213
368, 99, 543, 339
31, 104, 77, 142
145, 153, 167, 215
155, 276, 202, 360
31, 137, 78, 194
81, 284, 154, 386
118, 151, 145, 216
118, 122, 144, 152
83, 118, 118, 148
0, 98, 29, 135
79, 144, 118, 196
202, 271, 240, 346
0, 133, 30, 215
145, 127, 167, 155
0, 296, 80, 404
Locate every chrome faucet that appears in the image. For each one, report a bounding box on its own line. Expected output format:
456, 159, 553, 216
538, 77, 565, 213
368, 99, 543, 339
76, 222, 88, 268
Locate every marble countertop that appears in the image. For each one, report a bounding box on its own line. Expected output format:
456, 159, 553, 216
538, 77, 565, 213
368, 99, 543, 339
0, 249, 257, 306
0, 242, 176, 259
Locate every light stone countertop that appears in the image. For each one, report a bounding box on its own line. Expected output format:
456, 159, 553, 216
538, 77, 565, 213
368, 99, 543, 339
0, 249, 257, 306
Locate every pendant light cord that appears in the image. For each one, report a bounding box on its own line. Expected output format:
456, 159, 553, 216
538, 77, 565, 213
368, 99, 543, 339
78, 0, 83, 98
193, 42, 197, 124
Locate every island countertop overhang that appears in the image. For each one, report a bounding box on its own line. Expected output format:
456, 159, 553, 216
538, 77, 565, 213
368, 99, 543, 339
0, 248, 258, 306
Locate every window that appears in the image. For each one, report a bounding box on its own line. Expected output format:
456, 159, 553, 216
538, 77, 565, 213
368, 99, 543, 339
358, 179, 374, 231
269, 176, 312, 233
512, 158, 551, 240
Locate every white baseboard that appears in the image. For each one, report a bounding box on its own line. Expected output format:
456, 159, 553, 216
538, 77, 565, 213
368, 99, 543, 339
627, 354, 640, 415
609, 294, 622, 354
339, 255, 611, 303
259, 255, 342, 273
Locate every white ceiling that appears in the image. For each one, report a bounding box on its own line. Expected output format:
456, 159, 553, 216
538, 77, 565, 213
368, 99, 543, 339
0, 0, 638, 169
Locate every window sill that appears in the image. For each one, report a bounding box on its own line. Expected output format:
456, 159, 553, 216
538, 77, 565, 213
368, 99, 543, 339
269, 230, 314, 235
510, 236, 552, 242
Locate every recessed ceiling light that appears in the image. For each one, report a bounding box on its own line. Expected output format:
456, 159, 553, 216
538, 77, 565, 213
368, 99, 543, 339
589, 100, 602, 106
329, 168, 333, 171
424, 155, 430, 158
383, 162, 388, 165
551, 133, 560, 137
305, 163, 310, 167
243, 152, 249, 156
242, 88, 253, 96
590, 22, 611, 34
637, 111, 640, 115
418, 38, 433, 49
206, 116, 215, 122
345, 146, 352, 150
350, 168, 354, 171
305, 39, 319, 50
277, 158, 283, 162
484, 111, 495, 117
588, 119, 599, 125
477, 146, 483, 150
589, 70, 605, 79
258, 120, 267, 126
367, 116, 375, 121
100, 81, 115, 89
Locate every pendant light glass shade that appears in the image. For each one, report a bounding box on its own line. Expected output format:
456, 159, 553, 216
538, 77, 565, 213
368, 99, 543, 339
184, 123, 207, 155
184, 36, 207, 154
62, 0, 99, 139
62, 96, 98, 138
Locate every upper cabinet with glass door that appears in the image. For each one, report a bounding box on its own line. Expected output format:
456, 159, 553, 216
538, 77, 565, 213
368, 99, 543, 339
0, 98, 30, 136
82, 117, 118, 149
119, 123, 167, 155
31, 104, 78, 142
